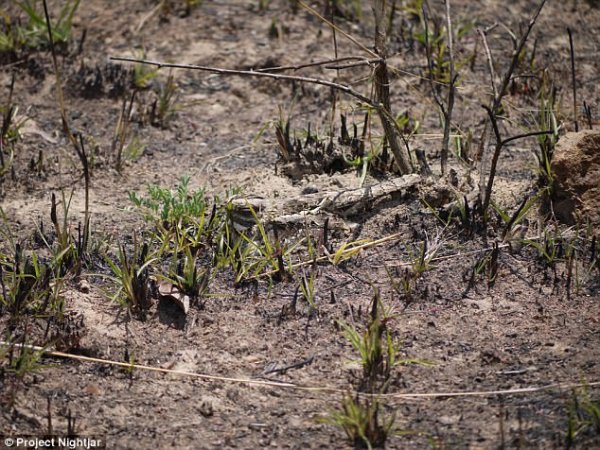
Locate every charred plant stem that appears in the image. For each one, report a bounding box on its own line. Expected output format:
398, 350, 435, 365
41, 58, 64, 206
480, 0, 548, 215
373, 0, 413, 174
567, 28, 578, 132
423, 2, 456, 176
441, 0, 456, 175
43, 0, 90, 253
482, 104, 552, 213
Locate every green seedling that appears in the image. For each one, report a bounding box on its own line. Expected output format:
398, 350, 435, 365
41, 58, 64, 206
407, 230, 444, 276
132, 49, 158, 89
339, 299, 399, 393
0, 0, 80, 54
34, 191, 87, 275
1, 245, 50, 316
532, 71, 560, 199
491, 191, 543, 240
129, 176, 207, 228
228, 203, 283, 283
105, 240, 156, 319
326, 394, 394, 450
163, 245, 210, 303
1, 339, 48, 406
298, 268, 316, 310
565, 385, 600, 448
150, 70, 179, 128
328, 238, 372, 266
1, 76, 27, 177
524, 228, 567, 267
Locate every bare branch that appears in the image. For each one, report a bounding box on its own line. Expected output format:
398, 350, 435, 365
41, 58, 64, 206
479, 0, 548, 216
501, 129, 554, 147
109, 56, 376, 107
255, 57, 381, 73
495, 0, 547, 107
441, 0, 456, 176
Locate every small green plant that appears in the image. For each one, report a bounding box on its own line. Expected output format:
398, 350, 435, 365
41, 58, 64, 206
129, 176, 207, 228
224, 202, 286, 283
326, 394, 394, 450
565, 385, 600, 449
112, 91, 137, 172
163, 245, 210, 303
524, 227, 565, 267
132, 49, 158, 90
0, 244, 55, 316
0, 0, 80, 55
532, 70, 560, 202
34, 191, 87, 276
339, 293, 407, 394
407, 230, 444, 277
1, 77, 26, 178
1, 339, 48, 406
105, 239, 155, 319
298, 268, 316, 310
150, 71, 179, 128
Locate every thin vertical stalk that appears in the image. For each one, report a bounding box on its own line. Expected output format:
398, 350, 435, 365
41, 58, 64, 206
567, 28, 578, 132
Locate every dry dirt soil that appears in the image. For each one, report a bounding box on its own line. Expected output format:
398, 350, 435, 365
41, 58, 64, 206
1, 0, 599, 449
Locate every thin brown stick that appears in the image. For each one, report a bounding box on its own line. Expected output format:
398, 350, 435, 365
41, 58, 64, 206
373, 0, 413, 174
477, 29, 498, 101
330, 0, 339, 140
110, 56, 375, 106
495, 0, 547, 107
422, 2, 457, 176
255, 56, 381, 73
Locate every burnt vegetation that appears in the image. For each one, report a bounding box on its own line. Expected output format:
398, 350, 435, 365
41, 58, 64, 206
1, 0, 599, 448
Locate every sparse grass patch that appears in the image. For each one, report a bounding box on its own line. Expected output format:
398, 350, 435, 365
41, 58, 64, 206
0, 0, 80, 56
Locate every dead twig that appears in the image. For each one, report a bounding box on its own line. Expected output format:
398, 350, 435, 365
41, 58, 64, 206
255, 57, 382, 73
479, 0, 548, 215
110, 56, 376, 107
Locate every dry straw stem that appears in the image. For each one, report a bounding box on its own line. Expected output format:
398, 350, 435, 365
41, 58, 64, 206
3, 342, 598, 403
